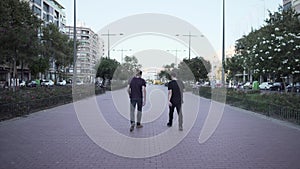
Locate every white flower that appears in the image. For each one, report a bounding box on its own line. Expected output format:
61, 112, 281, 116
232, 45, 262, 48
276, 36, 284, 40
282, 59, 288, 64
268, 57, 272, 59
265, 51, 270, 55
275, 28, 280, 31
295, 59, 299, 62
268, 46, 272, 49
282, 42, 286, 46
260, 57, 264, 61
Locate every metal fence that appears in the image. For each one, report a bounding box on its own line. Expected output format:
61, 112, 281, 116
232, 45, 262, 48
195, 88, 300, 125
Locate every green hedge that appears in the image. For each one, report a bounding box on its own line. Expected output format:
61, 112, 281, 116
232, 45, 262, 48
0, 85, 106, 121
193, 87, 300, 124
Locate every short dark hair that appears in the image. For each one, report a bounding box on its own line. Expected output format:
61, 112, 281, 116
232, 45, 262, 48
136, 69, 142, 76
170, 71, 177, 77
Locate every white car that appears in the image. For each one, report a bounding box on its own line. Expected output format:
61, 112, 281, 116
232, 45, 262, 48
44, 80, 54, 86
57, 80, 66, 86
19, 80, 26, 87
76, 80, 84, 85
259, 82, 273, 90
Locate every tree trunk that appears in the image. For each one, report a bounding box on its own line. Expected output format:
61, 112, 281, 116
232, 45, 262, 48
13, 58, 17, 92
21, 60, 24, 81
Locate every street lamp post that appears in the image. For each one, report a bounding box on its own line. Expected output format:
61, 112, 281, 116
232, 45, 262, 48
101, 30, 123, 59
221, 0, 225, 85
112, 49, 132, 63
176, 32, 203, 60
73, 0, 77, 84
166, 49, 186, 66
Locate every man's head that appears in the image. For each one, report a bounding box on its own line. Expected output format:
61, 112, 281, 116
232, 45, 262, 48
136, 69, 142, 77
170, 71, 177, 79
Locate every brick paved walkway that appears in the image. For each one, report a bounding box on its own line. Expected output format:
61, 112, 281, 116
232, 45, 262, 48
1, 86, 300, 169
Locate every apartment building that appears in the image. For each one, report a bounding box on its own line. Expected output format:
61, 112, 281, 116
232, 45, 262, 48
24, 0, 66, 29
65, 25, 101, 83
283, 0, 300, 13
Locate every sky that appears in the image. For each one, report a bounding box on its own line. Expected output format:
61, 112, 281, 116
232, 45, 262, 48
58, 0, 282, 65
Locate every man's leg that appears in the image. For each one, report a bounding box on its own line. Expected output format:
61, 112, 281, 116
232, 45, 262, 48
136, 98, 143, 128
176, 104, 183, 130
130, 99, 137, 132
168, 105, 175, 126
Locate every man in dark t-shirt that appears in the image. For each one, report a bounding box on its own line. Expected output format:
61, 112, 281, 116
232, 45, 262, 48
127, 70, 146, 132
167, 72, 185, 131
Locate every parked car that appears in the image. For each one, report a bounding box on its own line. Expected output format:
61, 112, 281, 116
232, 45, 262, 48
259, 82, 273, 90
26, 80, 37, 87
269, 82, 285, 91
76, 80, 84, 85
57, 80, 66, 86
242, 82, 252, 89
286, 82, 300, 93
43, 80, 54, 86
40, 79, 47, 86
233, 82, 245, 89
19, 80, 26, 87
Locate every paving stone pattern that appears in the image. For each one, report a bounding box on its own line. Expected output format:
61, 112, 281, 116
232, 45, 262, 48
1, 87, 300, 169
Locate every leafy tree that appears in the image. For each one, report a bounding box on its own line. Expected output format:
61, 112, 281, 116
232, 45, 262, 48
0, 0, 41, 90
115, 56, 142, 80
177, 57, 211, 82
41, 23, 75, 80
158, 70, 171, 80
96, 57, 120, 85
227, 6, 300, 83
158, 64, 176, 80
224, 54, 244, 81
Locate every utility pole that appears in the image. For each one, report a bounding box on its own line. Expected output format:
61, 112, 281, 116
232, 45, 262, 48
166, 49, 185, 66
176, 32, 202, 60
101, 30, 123, 59
112, 49, 132, 63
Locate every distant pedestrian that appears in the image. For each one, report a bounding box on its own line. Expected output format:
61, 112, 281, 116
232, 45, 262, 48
167, 72, 185, 131
127, 69, 146, 132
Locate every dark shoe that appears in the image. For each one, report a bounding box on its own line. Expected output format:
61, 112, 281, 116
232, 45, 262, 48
179, 126, 183, 131
167, 123, 172, 127
130, 124, 135, 132
136, 124, 143, 128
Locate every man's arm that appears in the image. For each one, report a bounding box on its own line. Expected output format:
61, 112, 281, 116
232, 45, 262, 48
168, 89, 172, 107
127, 85, 131, 96
142, 86, 146, 106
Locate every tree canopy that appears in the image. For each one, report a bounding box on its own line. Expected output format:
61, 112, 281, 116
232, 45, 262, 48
226, 7, 300, 82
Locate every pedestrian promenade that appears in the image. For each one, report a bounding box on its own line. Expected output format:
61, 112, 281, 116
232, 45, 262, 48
1, 86, 300, 169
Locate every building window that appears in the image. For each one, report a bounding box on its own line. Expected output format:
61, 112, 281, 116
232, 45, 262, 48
284, 2, 292, 11
32, 5, 41, 16
43, 2, 49, 13
47, 14, 53, 23
54, 10, 59, 19
43, 12, 47, 21
33, 0, 41, 6
49, 6, 53, 15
